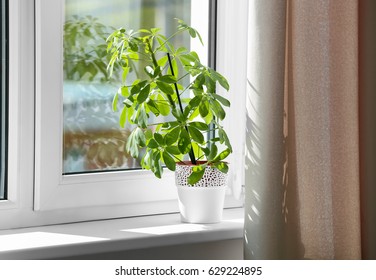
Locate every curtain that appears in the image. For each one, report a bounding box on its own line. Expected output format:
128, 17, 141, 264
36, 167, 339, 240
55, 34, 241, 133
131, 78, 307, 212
244, 0, 376, 260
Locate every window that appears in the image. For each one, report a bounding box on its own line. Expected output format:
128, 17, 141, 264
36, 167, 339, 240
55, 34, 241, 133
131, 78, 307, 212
0, 0, 247, 229
62, 0, 209, 174
0, 0, 7, 200
35, 0, 218, 212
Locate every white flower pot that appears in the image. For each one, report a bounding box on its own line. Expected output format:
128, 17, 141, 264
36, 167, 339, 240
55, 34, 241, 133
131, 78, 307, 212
175, 162, 228, 223
176, 185, 227, 223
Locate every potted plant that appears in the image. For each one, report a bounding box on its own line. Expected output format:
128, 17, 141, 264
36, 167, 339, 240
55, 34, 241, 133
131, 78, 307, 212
106, 19, 232, 223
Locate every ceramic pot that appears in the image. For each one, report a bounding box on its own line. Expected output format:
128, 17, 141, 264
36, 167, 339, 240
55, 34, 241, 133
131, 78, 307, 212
175, 162, 228, 223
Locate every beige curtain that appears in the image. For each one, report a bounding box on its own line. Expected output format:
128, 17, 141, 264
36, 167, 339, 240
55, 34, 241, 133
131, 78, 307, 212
244, 0, 376, 259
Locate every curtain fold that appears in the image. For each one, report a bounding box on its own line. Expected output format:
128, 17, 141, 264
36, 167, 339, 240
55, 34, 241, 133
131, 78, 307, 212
245, 0, 363, 259
359, 0, 376, 260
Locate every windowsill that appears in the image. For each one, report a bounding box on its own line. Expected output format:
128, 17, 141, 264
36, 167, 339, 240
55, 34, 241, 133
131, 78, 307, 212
0, 208, 244, 260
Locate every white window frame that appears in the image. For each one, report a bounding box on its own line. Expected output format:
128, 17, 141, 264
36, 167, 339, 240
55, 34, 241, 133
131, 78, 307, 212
0, 0, 248, 230
0, 0, 20, 212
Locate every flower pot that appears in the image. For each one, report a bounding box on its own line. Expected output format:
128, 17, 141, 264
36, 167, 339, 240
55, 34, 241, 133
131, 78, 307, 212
175, 162, 228, 223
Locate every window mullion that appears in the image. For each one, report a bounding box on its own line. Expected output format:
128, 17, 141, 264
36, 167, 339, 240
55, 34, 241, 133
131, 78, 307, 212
207, 0, 217, 146
0, 0, 8, 200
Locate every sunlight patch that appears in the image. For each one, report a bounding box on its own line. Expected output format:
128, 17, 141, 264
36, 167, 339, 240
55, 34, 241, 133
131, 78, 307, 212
0, 232, 107, 252
122, 224, 208, 235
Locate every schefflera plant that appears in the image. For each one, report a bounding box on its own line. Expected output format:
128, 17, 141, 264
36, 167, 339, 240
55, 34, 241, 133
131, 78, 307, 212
107, 19, 232, 185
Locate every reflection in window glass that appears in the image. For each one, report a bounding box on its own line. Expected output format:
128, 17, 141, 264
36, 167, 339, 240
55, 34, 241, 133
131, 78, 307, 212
1, 0, 8, 199
63, 0, 209, 174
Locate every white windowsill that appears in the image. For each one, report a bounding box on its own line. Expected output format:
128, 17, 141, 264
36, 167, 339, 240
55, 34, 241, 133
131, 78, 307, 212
0, 208, 244, 260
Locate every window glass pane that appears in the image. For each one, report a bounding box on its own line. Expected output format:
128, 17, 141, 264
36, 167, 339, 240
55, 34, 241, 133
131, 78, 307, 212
0, 0, 8, 200
63, 0, 209, 174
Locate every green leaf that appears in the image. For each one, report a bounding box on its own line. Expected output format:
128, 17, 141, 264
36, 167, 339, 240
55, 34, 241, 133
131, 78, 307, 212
201, 146, 210, 157
112, 93, 119, 112
156, 81, 175, 95
205, 75, 216, 93
214, 148, 231, 161
210, 99, 226, 120
207, 144, 218, 161
203, 109, 213, 124
213, 162, 229, 174
209, 137, 221, 143
188, 107, 200, 121
218, 128, 232, 152
126, 130, 139, 158
171, 108, 185, 122
144, 65, 154, 78
141, 149, 153, 169
138, 28, 151, 34
175, 21, 204, 45
123, 96, 133, 108
165, 126, 181, 145
154, 133, 165, 146
196, 31, 204, 46
176, 46, 188, 54
129, 41, 138, 52
162, 151, 176, 171
188, 28, 196, 38
209, 69, 230, 91
157, 56, 168, 68
156, 36, 167, 52
152, 151, 162, 178
151, 27, 161, 34
127, 106, 134, 123
199, 100, 209, 118
166, 146, 181, 155
128, 51, 139, 61
192, 142, 204, 161
178, 128, 191, 154
137, 104, 148, 128
137, 84, 151, 103
145, 128, 153, 140
122, 67, 130, 83
131, 80, 147, 95
134, 127, 146, 147
183, 104, 193, 119
156, 94, 170, 116
147, 138, 159, 149
153, 66, 162, 77
120, 86, 129, 97
188, 125, 204, 144
187, 168, 205, 185
192, 73, 205, 90
162, 121, 179, 129
189, 121, 209, 131
158, 75, 177, 84
146, 99, 160, 116
167, 58, 179, 77
212, 93, 231, 107
192, 163, 207, 173
188, 95, 202, 108
179, 53, 197, 66
190, 51, 200, 61
119, 106, 127, 128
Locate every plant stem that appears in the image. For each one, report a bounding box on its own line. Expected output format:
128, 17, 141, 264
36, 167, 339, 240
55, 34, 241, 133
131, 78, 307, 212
169, 153, 185, 164
167, 54, 184, 113
167, 52, 196, 165
146, 39, 176, 110
156, 29, 185, 51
